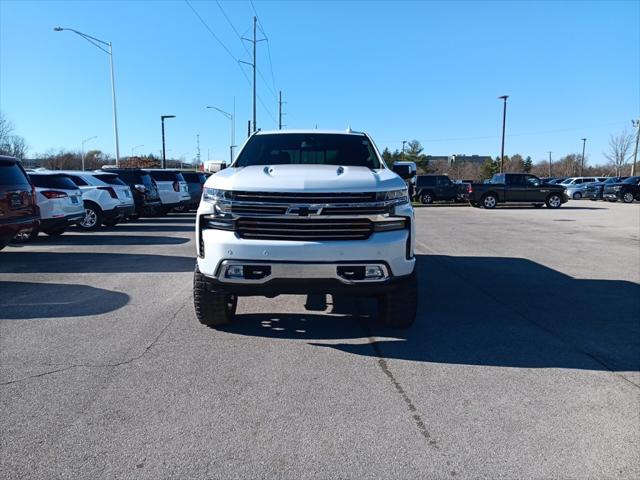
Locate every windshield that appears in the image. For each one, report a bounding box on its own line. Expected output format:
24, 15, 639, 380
234, 133, 382, 169
622, 176, 640, 184
561, 178, 574, 184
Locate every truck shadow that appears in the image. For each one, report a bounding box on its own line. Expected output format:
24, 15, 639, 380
227, 255, 640, 372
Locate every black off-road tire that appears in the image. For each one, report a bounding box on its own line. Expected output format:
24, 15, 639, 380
193, 266, 237, 327
378, 270, 418, 328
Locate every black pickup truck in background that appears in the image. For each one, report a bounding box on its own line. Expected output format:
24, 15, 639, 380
414, 174, 470, 204
468, 173, 568, 209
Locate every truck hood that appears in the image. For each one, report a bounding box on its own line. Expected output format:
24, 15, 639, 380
205, 164, 406, 192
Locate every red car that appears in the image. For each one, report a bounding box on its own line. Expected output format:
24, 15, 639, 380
0, 155, 39, 250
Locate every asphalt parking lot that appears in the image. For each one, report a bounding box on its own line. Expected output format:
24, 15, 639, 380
1, 202, 639, 479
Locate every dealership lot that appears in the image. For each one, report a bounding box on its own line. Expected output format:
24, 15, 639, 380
1, 203, 638, 479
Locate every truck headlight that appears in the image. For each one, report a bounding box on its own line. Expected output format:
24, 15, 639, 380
203, 188, 229, 203
613, 186, 622, 191
376, 188, 409, 205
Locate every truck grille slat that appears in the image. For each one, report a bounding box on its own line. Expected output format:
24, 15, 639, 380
236, 218, 373, 241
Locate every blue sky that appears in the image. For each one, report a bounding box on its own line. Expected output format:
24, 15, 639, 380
1, 0, 638, 165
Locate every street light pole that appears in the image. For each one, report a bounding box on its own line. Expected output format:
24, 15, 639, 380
131, 144, 144, 157
206, 104, 235, 165
54, 27, 121, 166
81, 136, 97, 171
161, 115, 176, 169
402, 140, 407, 161
580, 138, 587, 176
631, 119, 640, 176
498, 95, 509, 173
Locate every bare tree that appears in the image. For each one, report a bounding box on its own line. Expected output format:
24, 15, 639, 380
0, 112, 28, 159
604, 130, 634, 176
0, 112, 13, 143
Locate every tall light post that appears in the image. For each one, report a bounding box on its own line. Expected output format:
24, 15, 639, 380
402, 140, 407, 160
161, 115, 176, 169
548, 151, 552, 178
498, 95, 509, 173
631, 119, 639, 176
81, 136, 97, 171
207, 99, 236, 165
580, 138, 587, 176
54, 27, 121, 166
131, 144, 144, 157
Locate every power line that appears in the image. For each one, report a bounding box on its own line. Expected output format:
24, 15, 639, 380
249, 0, 278, 97
184, 0, 277, 126
215, 0, 277, 99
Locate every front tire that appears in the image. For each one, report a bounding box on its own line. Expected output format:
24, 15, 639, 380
623, 192, 634, 203
572, 192, 582, 200
481, 193, 498, 209
546, 193, 563, 208
193, 266, 237, 327
378, 271, 418, 328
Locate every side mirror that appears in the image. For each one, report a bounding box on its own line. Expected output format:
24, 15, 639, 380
392, 162, 416, 180
219, 163, 227, 171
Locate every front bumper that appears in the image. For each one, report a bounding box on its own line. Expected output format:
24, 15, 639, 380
603, 192, 620, 200
197, 227, 415, 282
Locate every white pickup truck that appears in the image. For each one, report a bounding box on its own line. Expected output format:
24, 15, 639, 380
194, 130, 418, 328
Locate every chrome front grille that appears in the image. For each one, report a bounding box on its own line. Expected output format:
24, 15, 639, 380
236, 218, 373, 241
228, 191, 378, 203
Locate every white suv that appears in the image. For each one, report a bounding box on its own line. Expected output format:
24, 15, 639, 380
194, 130, 418, 328
60, 171, 135, 229
13, 172, 84, 241
143, 169, 191, 214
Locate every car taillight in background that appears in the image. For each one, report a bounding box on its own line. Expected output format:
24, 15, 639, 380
41, 190, 69, 199
467, 184, 473, 193
173, 181, 180, 192
97, 186, 118, 199
134, 184, 146, 193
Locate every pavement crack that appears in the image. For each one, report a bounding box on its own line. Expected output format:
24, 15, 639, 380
355, 300, 438, 448
1, 298, 189, 386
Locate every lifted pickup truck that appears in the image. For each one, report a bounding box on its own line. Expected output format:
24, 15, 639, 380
468, 173, 568, 209
194, 130, 418, 328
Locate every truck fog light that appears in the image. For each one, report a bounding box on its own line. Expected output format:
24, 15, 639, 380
226, 265, 244, 278
365, 266, 384, 279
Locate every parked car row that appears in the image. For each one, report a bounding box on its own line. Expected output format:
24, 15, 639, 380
0, 154, 207, 249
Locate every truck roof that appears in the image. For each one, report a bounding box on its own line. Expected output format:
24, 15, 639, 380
255, 129, 366, 136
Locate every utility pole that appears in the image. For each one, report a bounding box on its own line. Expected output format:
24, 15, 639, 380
580, 138, 587, 176
498, 95, 509, 173
196, 134, 201, 169
278, 90, 284, 130
161, 115, 176, 169
631, 119, 639, 176
402, 140, 407, 161
548, 151, 552, 177
240, 16, 266, 133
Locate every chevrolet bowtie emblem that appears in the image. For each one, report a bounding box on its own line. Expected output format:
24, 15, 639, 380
286, 205, 323, 216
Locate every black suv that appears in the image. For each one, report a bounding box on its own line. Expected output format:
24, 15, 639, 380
180, 171, 207, 210
415, 174, 468, 204
101, 168, 161, 217
603, 176, 640, 203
